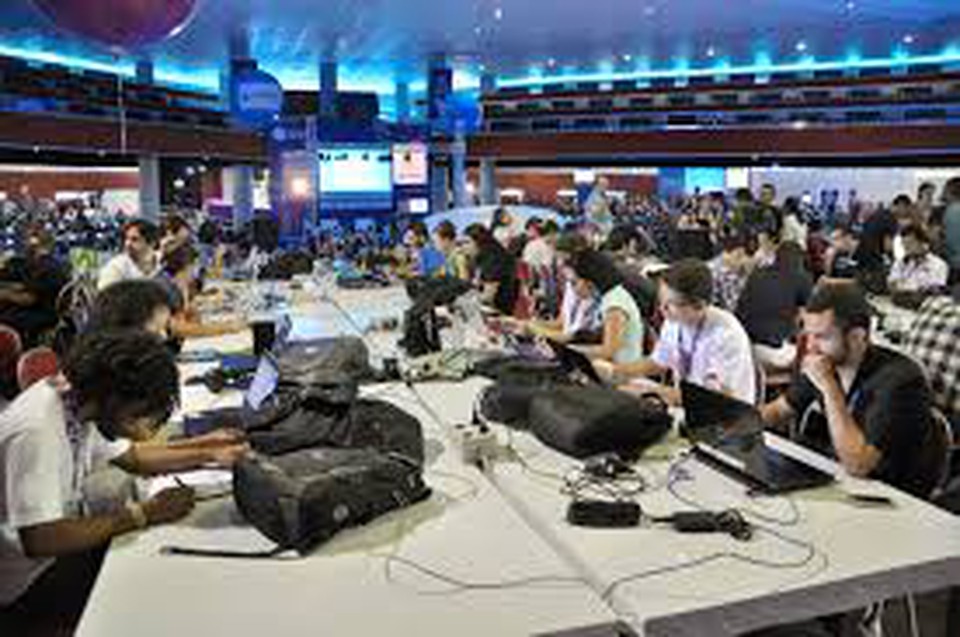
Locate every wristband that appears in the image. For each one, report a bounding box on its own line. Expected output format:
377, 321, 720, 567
126, 502, 148, 529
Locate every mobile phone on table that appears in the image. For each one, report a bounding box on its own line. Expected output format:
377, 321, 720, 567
847, 493, 895, 508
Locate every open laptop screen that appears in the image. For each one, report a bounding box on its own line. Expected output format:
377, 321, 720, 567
244, 356, 280, 411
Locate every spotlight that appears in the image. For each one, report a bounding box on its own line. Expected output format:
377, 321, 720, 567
290, 176, 310, 199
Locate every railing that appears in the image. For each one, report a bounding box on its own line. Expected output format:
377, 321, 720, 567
482, 69, 960, 133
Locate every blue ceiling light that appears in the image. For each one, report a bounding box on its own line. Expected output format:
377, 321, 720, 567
0, 42, 134, 76
753, 51, 774, 68
672, 57, 691, 73
844, 48, 863, 65
496, 48, 960, 89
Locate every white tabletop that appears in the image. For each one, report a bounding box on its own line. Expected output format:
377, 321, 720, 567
409, 379, 960, 637
77, 287, 617, 637
77, 285, 960, 637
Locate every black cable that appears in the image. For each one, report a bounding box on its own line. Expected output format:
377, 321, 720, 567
666, 452, 802, 527
601, 536, 819, 601
379, 553, 589, 595
592, 452, 826, 602
561, 470, 648, 503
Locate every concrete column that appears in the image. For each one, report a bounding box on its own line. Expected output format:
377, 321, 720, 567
320, 59, 338, 118
428, 53, 451, 122
480, 72, 497, 95
230, 165, 255, 231
451, 127, 468, 209
138, 155, 161, 221
479, 159, 497, 205
395, 81, 410, 123
430, 158, 449, 213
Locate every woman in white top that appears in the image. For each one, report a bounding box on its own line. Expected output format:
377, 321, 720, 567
569, 251, 645, 366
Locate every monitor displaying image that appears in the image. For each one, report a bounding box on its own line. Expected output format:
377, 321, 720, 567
392, 143, 429, 186
318, 145, 393, 210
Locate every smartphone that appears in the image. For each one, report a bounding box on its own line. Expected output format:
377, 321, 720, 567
847, 493, 895, 508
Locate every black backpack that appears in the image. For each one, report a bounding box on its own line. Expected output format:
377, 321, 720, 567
233, 448, 432, 555
245, 392, 426, 464
276, 337, 373, 386
475, 357, 571, 426
528, 386, 672, 460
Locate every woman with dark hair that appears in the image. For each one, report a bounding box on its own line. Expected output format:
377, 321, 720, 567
464, 224, 519, 315
709, 227, 753, 311
569, 251, 644, 366
736, 241, 814, 370
490, 207, 521, 252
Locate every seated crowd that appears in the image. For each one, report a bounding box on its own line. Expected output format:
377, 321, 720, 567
0, 177, 959, 635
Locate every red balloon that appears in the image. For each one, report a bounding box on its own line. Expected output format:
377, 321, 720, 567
32, 0, 197, 51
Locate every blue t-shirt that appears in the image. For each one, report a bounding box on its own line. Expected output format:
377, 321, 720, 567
418, 246, 447, 277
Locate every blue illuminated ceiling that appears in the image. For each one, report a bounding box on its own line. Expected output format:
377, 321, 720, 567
0, 0, 959, 95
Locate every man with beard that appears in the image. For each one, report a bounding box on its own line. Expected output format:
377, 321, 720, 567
97, 220, 159, 291
761, 281, 942, 498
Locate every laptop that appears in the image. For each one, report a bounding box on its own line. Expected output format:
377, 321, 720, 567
545, 339, 604, 385
505, 334, 604, 385
680, 381, 834, 494
179, 314, 294, 371
182, 355, 281, 437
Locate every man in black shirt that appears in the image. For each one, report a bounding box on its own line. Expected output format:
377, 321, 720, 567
761, 281, 942, 498
465, 224, 519, 316
0, 227, 70, 349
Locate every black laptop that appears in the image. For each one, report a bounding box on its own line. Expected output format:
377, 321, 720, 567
545, 339, 604, 385
680, 381, 834, 494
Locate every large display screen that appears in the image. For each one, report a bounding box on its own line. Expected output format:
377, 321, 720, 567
392, 143, 429, 186
318, 146, 393, 194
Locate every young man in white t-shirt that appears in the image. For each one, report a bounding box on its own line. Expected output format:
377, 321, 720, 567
0, 330, 247, 632
604, 259, 757, 405
97, 220, 160, 291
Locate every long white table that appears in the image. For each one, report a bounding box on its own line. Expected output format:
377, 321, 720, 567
78, 285, 960, 637
77, 289, 617, 637
412, 379, 960, 637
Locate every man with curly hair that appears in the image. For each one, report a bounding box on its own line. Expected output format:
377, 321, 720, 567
0, 330, 246, 633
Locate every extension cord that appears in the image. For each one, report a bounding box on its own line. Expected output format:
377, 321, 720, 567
454, 424, 499, 467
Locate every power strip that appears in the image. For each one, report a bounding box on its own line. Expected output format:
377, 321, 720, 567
453, 424, 499, 467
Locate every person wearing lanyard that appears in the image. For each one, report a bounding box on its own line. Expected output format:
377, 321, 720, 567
603, 259, 756, 406
761, 281, 941, 498
0, 331, 248, 634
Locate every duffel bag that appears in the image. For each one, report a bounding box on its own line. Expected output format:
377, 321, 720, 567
234, 448, 432, 554
276, 336, 372, 385
529, 386, 672, 459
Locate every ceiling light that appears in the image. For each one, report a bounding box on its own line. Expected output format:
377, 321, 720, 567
706, 47, 717, 58
845, 1, 856, 10
547, 58, 557, 67
623, 54, 633, 62
795, 41, 808, 53
903, 34, 916, 45
494, 7, 503, 20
